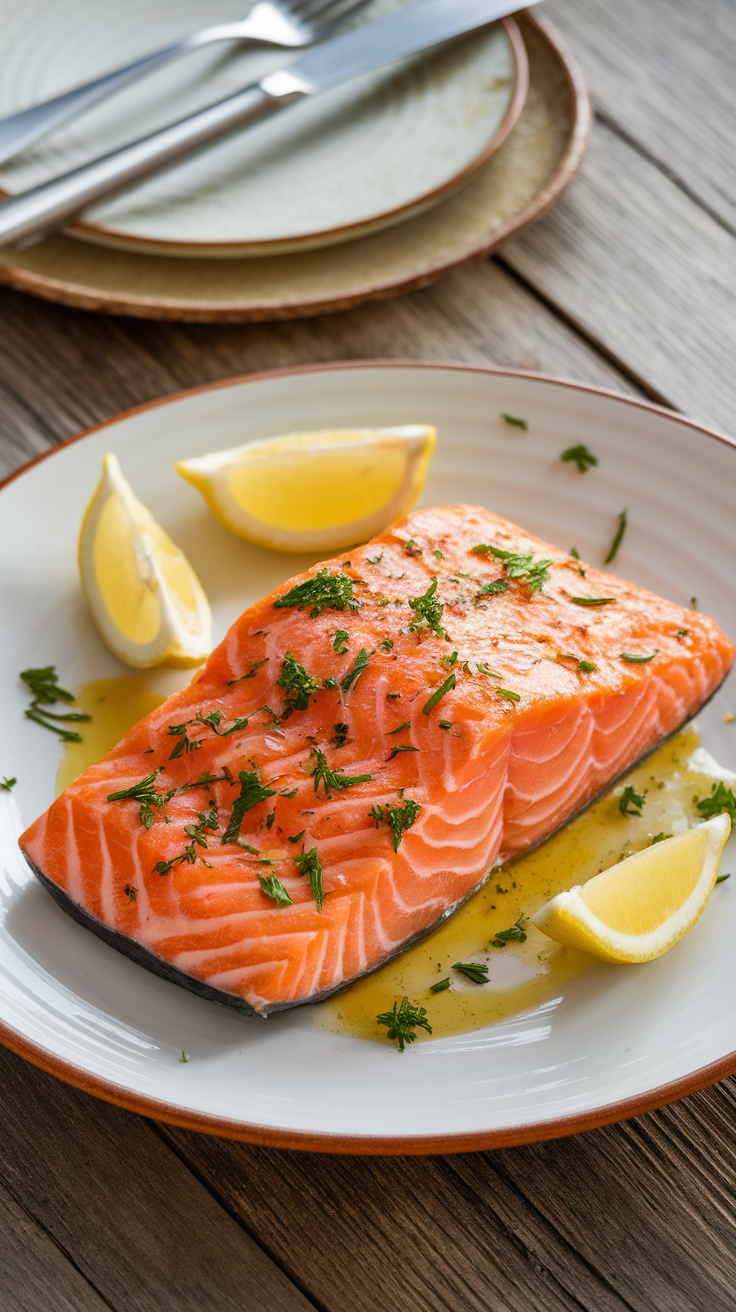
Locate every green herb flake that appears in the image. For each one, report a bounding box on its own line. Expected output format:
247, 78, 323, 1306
386, 744, 419, 762
493, 915, 527, 946
257, 872, 293, 907
408, 577, 445, 637
404, 539, 423, 558
478, 663, 502, 679
288, 830, 306, 844
198, 710, 250, 738
578, 659, 597, 673
432, 549, 444, 559
605, 507, 628, 565
370, 798, 422, 851
561, 443, 598, 473
430, 977, 451, 993
274, 568, 360, 618
294, 847, 324, 911
226, 657, 269, 686
421, 673, 455, 715
277, 652, 322, 717
388, 721, 411, 735
453, 960, 489, 983
716, 873, 731, 884
281, 788, 298, 799
619, 785, 645, 817
0, 776, 16, 791
221, 770, 277, 845
376, 996, 432, 1052
107, 768, 168, 829
341, 647, 371, 693
621, 650, 659, 664
696, 782, 736, 824
676, 629, 689, 639
570, 596, 615, 607
180, 1050, 189, 1063
497, 688, 520, 703
333, 629, 349, 655
438, 720, 452, 730
308, 747, 372, 798
570, 546, 580, 559
380, 638, 394, 652
500, 413, 527, 430
470, 545, 551, 594
650, 833, 672, 845
475, 578, 509, 599
331, 722, 349, 748
439, 650, 459, 671
123, 884, 137, 903
691, 597, 698, 609
20, 664, 91, 742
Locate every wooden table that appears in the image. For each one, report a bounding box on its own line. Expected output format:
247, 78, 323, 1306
3, 2, 736, 1307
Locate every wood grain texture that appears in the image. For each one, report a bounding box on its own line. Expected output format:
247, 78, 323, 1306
0, 1179, 110, 1312
544, 0, 736, 232
501, 116, 736, 431
0, 1045, 313, 1312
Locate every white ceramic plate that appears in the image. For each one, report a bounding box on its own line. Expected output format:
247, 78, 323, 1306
0, 0, 526, 257
3, 362, 736, 1153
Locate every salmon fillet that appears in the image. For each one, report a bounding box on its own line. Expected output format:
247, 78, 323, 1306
20, 505, 734, 1016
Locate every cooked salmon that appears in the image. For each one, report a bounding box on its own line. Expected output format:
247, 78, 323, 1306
19, 506, 734, 1016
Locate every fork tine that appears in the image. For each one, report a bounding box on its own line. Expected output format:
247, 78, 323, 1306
285, 0, 372, 29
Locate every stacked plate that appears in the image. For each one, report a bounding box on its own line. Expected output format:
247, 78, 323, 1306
0, 1, 590, 319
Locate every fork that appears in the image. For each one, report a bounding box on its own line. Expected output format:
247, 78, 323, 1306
0, 0, 371, 167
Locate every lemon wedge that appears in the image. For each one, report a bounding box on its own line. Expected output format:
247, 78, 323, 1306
79, 453, 212, 669
175, 425, 436, 553
532, 815, 731, 963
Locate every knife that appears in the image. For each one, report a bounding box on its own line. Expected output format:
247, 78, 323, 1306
0, 0, 536, 251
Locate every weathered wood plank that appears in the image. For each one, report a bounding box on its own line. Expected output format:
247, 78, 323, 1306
545, 0, 736, 232
0, 1179, 110, 1312
0, 1045, 313, 1312
0, 257, 637, 480
500, 117, 736, 431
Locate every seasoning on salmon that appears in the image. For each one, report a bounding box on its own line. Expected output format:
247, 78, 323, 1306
19, 505, 735, 1017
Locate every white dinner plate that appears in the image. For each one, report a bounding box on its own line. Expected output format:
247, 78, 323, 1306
2, 362, 736, 1153
0, 0, 526, 257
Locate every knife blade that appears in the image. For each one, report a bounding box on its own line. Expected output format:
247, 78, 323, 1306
0, 0, 538, 251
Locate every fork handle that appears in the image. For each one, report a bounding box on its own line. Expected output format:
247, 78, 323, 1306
0, 72, 307, 250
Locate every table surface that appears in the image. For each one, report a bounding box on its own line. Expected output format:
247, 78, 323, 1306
3, 2, 736, 1308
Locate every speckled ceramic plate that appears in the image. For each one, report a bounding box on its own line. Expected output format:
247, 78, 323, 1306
2, 362, 736, 1153
0, 12, 587, 320
0, 0, 526, 257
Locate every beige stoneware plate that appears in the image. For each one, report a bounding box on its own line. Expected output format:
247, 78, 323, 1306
2, 361, 736, 1153
0, 12, 588, 319
0, 0, 526, 257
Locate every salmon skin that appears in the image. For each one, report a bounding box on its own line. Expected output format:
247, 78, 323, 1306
20, 506, 734, 1017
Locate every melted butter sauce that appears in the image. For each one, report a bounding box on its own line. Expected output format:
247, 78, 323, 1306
317, 724, 715, 1042
58, 687, 717, 1044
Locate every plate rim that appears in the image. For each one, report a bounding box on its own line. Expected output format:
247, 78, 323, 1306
3, 357, 736, 1154
0, 11, 590, 322
64, 17, 528, 258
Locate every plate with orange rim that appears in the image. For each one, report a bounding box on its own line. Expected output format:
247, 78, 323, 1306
2, 360, 736, 1154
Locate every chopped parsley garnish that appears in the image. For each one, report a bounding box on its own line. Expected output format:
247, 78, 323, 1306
386, 744, 419, 762
276, 652, 321, 718
604, 507, 628, 564
294, 847, 324, 911
333, 630, 349, 655
561, 443, 598, 473
226, 658, 269, 686
650, 833, 672, 845
578, 660, 597, 673
696, 781, 736, 824
453, 960, 489, 983
439, 720, 452, 730
570, 596, 615, 607
183, 810, 218, 848
404, 539, 423, 558
470, 546, 551, 594
154, 841, 209, 877
619, 785, 644, 817
475, 578, 509, 599
20, 665, 91, 742
274, 568, 360, 618
307, 747, 372, 798
168, 725, 203, 760
180, 1050, 189, 1063
221, 770, 276, 845
497, 688, 520, 703
493, 915, 527, 946
716, 873, 731, 884
408, 578, 445, 637
107, 768, 172, 829
430, 977, 451, 993
0, 776, 16, 791
257, 872, 293, 907
123, 884, 137, 903
366, 553, 383, 565
376, 996, 432, 1052
369, 798, 422, 851
331, 722, 349, 748
500, 412, 527, 430
691, 597, 698, 608
288, 830, 306, 844
341, 647, 371, 693
432, 549, 444, 560
179, 767, 235, 792
621, 651, 659, 663
478, 663, 501, 679
439, 651, 459, 671
388, 721, 411, 735
380, 638, 394, 652
422, 673, 455, 715
676, 629, 689, 639
570, 546, 580, 559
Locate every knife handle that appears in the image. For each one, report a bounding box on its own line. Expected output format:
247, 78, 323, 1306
0, 72, 306, 251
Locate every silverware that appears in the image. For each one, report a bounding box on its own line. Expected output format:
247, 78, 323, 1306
0, 0, 533, 252
0, 0, 372, 168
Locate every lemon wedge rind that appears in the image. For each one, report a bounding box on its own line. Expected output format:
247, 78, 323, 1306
79, 453, 212, 670
532, 814, 731, 963
175, 425, 436, 553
